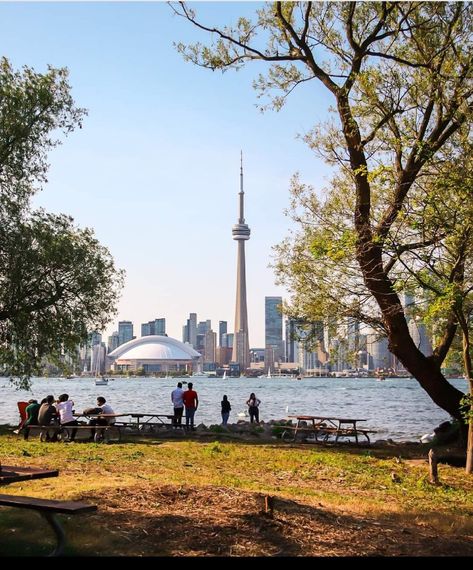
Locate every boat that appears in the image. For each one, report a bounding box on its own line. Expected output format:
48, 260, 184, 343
258, 367, 272, 379
93, 354, 108, 386
222, 371, 227, 380
192, 364, 209, 378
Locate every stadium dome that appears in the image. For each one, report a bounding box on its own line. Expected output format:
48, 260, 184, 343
108, 335, 201, 373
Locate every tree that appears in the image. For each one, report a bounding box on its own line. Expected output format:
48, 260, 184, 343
173, 2, 473, 419
0, 58, 124, 386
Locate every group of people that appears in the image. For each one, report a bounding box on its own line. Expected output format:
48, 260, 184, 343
17, 394, 114, 442
170, 383, 262, 428
17, 386, 262, 440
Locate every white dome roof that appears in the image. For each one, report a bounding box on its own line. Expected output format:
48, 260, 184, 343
109, 335, 200, 361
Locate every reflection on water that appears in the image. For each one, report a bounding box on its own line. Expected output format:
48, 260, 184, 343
0, 376, 467, 441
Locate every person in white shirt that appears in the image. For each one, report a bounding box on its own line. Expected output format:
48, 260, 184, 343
56, 394, 79, 441
171, 382, 184, 427
87, 396, 115, 441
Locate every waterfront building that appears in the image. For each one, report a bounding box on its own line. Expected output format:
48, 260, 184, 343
366, 332, 390, 370
216, 346, 232, 365
108, 335, 200, 374
231, 154, 251, 371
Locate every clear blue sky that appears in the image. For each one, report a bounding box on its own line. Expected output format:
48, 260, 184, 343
0, 1, 333, 345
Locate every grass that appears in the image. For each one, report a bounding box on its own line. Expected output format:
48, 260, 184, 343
0, 430, 472, 555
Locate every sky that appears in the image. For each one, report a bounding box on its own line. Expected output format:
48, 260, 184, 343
0, 1, 333, 346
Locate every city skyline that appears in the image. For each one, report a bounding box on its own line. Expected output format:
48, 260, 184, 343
0, 2, 333, 346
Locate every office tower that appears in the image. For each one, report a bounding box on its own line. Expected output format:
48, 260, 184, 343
408, 318, 433, 356
188, 313, 197, 348
141, 322, 152, 337
90, 331, 102, 346
142, 318, 166, 337
222, 332, 233, 348
219, 321, 227, 347
197, 320, 211, 335
366, 332, 390, 370
118, 321, 134, 346
265, 296, 284, 366
285, 319, 299, 363
231, 154, 251, 371
107, 331, 120, 353
204, 330, 217, 364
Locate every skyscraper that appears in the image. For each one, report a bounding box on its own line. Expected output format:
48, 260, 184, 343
118, 321, 134, 346
265, 296, 284, 367
231, 154, 251, 371
218, 321, 227, 347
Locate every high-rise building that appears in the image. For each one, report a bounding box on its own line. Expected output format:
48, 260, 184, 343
118, 321, 134, 346
142, 318, 166, 337
219, 321, 227, 347
188, 313, 197, 348
107, 331, 120, 353
408, 318, 433, 357
265, 296, 284, 366
204, 330, 217, 364
222, 333, 234, 348
231, 154, 251, 371
197, 320, 211, 335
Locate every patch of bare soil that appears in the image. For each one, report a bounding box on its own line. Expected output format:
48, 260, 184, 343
86, 484, 473, 557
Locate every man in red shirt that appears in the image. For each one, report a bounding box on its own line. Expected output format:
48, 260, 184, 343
182, 382, 199, 431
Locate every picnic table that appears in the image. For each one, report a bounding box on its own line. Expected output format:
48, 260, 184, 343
0, 464, 96, 556
0, 464, 59, 485
284, 415, 373, 444
76, 412, 177, 437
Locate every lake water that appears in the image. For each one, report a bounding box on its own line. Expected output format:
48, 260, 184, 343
0, 376, 467, 441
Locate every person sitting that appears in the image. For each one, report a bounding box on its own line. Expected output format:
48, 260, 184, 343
87, 397, 115, 441
56, 393, 79, 442
22, 399, 41, 441
38, 395, 59, 442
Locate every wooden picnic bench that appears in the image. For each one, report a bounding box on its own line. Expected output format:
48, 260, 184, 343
0, 493, 97, 556
283, 416, 375, 444
0, 464, 96, 556
22, 424, 122, 443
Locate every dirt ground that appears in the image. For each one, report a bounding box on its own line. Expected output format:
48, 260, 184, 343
86, 484, 473, 557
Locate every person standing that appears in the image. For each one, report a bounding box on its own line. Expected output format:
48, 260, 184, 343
221, 395, 231, 426
171, 382, 185, 428
183, 382, 199, 431
246, 392, 261, 424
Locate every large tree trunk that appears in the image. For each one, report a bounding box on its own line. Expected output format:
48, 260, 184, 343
357, 241, 464, 420
387, 314, 464, 419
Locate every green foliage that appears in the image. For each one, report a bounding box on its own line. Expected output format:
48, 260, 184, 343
174, 3, 473, 416
0, 59, 124, 387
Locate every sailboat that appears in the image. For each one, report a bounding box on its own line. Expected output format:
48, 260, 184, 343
94, 353, 108, 386
258, 367, 272, 379
222, 371, 227, 380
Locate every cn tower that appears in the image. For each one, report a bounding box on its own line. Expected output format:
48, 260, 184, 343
231, 153, 251, 371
